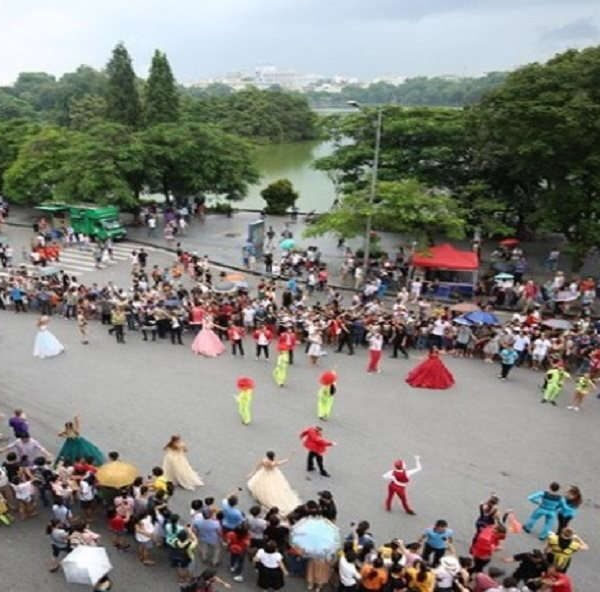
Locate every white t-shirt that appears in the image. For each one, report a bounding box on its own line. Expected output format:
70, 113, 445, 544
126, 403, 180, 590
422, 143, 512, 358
434, 566, 456, 588
79, 480, 95, 502
432, 319, 447, 336
13, 481, 35, 501
0, 467, 8, 488
339, 555, 361, 586
513, 335, 530, 352
135, 514, 154, 543
368, 334, 383, 351
256, 549, 282, 568
533, 338, 551, 357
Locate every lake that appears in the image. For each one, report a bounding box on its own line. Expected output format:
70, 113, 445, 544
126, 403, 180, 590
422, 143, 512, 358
237, 140, 337, 213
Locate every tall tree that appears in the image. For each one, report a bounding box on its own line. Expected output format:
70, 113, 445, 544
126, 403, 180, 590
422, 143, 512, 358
305, 179, 465, 246
105, 43, 141, 128
0, 119, 41, 191
144, 50, 179, 125
3, 126, 71, 204
467, 46, 600, 267
141, 122, 258, 201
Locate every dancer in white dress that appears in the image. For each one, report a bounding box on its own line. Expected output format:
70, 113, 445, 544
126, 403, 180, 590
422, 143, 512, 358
162, 435, 204, 490
247, 451, 301, 516
33, 316, 65, 359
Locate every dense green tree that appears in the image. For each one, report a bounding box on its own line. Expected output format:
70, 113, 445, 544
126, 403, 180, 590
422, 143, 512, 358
68, 95, 107, 130
260, 179, 299, 214
182, 87, 318, 142
11, 72, 58, 112
467, 46, 600, 267
141, 122, 258, 201
3, 126, 72, 204
57, 66, 108, 126
144, 50, 179, 125
55, 123, 144, 206
305, 179, 465, 245
0, 91, 36, 120
105, 43, 142, 128
305, 72, 508, 108
0, 119, 41, 191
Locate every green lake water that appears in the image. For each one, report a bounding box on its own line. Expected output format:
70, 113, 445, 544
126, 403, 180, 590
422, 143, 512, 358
239, 140, 336, 213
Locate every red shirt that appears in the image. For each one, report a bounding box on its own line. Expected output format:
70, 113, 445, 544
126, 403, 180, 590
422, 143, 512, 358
228, 326, 245, 341
225, 531, 250, 554
278, 333, 297, 351
548, 573, 572, 592
73, 461, 97, 474
470, 525, 505, 559
253, 329, 273, 343
300, 427, 333, 455
108, 515, 127, 533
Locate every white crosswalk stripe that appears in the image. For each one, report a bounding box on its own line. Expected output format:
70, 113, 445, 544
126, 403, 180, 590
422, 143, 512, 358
13, 241, 167, 276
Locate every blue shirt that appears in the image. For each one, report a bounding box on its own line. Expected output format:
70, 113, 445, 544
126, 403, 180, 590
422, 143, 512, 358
193, 516, 221, 545
221, 498, 243, 530
423, 527, 453, 549
500, 348, 519, 365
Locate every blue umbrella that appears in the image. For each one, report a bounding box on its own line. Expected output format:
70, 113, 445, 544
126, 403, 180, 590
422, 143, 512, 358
453, 316, 473, 326
280, 238, 295, 251
463, 311, 500, 325
290, 517, 341, 559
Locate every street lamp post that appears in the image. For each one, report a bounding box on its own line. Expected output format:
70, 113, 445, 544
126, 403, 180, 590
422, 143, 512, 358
348, 101, 383, 281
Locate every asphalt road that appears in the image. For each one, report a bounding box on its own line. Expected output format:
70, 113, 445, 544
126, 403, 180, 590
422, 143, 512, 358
1, 305, 599, 591
0, 226, 598, 590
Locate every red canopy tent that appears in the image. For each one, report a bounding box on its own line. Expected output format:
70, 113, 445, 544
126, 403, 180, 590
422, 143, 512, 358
411, 243, 478, 270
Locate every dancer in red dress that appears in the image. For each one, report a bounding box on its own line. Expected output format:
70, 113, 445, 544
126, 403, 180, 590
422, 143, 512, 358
405, 348, 455, 389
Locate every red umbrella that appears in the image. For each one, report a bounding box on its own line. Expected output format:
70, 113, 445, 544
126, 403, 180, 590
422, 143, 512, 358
499, 238, 519, 247
236, 376, 255, 390
320, 371, 337, 386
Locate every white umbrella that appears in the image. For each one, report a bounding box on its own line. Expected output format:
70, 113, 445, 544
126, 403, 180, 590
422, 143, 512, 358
62, 546, 112, 586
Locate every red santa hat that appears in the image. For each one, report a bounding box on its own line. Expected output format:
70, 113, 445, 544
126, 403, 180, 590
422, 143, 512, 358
394, 459, 405, 470
320, 371, 337, 386
236, 376, 255, 390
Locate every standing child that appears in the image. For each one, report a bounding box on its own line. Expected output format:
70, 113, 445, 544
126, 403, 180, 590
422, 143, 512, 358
11, 475, 37, 520
107, 507, 130, 550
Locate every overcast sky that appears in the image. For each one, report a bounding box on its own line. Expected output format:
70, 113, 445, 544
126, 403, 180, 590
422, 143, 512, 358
1, 0, 599, 84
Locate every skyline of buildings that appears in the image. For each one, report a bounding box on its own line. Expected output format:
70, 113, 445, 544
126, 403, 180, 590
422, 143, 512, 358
188, 64, 440, 92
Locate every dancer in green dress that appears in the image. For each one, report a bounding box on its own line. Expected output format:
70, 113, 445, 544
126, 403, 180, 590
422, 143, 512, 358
56, 416, 105, 466
272, 345, 290, 388
236, 377, 255, 425
317, 370, 337, 420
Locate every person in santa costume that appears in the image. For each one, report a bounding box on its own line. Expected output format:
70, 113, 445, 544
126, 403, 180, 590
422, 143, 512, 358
253, 325, 273, 360
278, 326, 297, 365
317, 370, 337, 420
236, 376, 255, 425
382, 455, 422, 514
300, 426, 335, 477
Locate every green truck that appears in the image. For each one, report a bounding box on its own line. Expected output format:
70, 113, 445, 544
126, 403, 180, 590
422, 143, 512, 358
36, 203, 127, 241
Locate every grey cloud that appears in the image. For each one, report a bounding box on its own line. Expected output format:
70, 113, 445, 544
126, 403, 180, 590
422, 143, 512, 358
541, 18, 600, 42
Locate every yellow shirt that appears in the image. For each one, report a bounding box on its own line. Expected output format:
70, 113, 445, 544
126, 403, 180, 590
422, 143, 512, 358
153, 475, 168, 493
405, 567, 435, 592
546, 533, 582, 570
